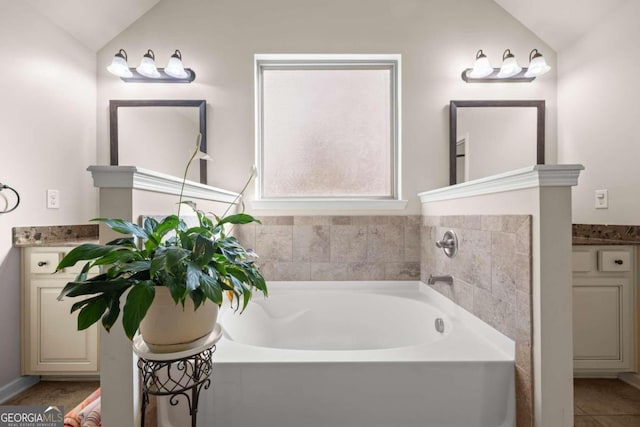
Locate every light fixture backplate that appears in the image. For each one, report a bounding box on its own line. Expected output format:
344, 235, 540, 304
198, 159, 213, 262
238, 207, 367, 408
120, 68, 196, 83
461, 68, 535, 83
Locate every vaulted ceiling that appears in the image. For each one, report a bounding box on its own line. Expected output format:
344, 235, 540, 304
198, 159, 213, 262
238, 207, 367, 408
24, 0, 628, 53
493, 0, 628, 51
25, 0, 160, 52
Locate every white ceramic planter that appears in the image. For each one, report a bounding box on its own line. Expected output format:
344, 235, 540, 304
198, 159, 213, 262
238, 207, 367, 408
139, 286, 219, 353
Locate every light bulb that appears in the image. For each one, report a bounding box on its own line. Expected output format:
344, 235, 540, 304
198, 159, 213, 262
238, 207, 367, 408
136, 49, 161, 78
468, 50, 493, 79
524, 49, 551, 78
497, 49, 522, 78
107, 49, 132, 78
165, 50, 189, 79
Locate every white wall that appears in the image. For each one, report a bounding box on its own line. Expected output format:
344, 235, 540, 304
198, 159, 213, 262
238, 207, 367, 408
97, 0, 557, 216
558, 0, 639, 224
0, 1, 97, 389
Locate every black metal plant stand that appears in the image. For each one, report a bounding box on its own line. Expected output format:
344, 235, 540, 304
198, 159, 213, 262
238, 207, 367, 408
137, 346, 215, 427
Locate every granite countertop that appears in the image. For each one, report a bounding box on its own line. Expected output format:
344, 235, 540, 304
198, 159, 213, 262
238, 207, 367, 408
13, 224, 99, 247
573, 224, 640, 245
12, 223, 638, 246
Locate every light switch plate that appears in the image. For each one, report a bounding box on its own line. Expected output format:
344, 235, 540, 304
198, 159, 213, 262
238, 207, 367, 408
47, 189, 60, 209
594, 189, 608, 209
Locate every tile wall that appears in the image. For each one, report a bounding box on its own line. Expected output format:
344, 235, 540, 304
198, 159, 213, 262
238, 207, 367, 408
421, 215, 533, 427
234, 215, 421, 281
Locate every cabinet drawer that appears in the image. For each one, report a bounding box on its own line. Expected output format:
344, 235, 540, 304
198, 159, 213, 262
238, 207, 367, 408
599, 251, 631, 272
572, 252, 593, 272
64, 260, 100, 275
29, 253, 60, 274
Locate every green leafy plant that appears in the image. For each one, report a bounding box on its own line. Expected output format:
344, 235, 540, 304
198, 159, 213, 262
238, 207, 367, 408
56, 136, 267, 340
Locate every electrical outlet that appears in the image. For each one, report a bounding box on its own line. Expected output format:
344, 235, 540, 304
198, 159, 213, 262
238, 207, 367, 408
47, 189, 60, 209
594, 189, 608, 209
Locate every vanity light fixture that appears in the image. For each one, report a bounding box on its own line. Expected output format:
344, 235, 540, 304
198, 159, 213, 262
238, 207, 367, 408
164, 50, 189, 78
106, 48, 196, 83
497, 49, 521, 78
524, 49, 551, 78
468, 50, 493, 79
136, 49, 161, 78
106, 49, 133, 78
461, 48, 551, 83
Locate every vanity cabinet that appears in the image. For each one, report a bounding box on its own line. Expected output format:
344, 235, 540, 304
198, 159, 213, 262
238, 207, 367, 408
572, 245, 635, 375
21, 246, 99, 376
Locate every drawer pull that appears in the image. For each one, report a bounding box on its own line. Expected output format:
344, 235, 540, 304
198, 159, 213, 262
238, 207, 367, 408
37, 261, 48, 267
614, 259, 624, 265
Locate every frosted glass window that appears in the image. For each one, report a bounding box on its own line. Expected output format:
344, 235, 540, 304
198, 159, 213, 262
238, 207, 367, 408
256, 56, 400, 200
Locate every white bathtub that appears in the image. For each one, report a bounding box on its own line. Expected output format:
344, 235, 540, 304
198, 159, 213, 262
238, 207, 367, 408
190, 281, 514, 427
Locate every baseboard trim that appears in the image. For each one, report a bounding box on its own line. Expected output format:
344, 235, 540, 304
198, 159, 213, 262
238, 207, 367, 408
619, 372, 640, 390
0, 376, 40, 404
574, 372, 619, 379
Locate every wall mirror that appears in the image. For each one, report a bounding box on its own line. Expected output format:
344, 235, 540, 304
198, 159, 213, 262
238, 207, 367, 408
449, 100, 545, 185
110, 99, 207, 184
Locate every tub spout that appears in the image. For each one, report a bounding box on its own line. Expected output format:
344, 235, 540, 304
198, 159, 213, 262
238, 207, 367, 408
428, 274, 453, 285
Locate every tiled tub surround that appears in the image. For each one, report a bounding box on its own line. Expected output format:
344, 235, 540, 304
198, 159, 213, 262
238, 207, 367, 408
234, 216, 421, 281
13, 224, 99, 247
421, 215, 533, 427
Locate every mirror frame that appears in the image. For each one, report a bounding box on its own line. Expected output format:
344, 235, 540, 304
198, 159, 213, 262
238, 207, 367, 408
109, 99, 207, 184
449, 100, 545, 185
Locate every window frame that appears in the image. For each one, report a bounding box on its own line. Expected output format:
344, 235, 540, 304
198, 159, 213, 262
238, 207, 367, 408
253, 54, 405, 210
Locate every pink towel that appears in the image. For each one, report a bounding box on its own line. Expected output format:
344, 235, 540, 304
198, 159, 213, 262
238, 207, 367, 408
78, 397, 100, 425
82, 402, 101, 427
64, 388, 101, 427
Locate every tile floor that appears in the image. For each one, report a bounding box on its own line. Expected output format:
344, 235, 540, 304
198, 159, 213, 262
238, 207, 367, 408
2, 380, 99, 412
1, 379, 156, 426
574, 379, 640, 426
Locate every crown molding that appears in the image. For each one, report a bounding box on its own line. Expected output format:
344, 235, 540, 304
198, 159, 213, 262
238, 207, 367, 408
87, 166, 239, 204
418, 164, 584, 204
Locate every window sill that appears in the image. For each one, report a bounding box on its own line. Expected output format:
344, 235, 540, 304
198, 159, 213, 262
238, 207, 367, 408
251, 199, 408, 211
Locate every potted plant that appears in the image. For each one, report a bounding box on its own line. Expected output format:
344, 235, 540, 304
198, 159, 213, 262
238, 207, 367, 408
56, 136, 266, 352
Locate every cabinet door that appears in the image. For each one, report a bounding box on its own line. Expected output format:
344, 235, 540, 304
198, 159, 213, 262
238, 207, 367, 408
27, 279, 99, 374
573, 277, 633, 372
